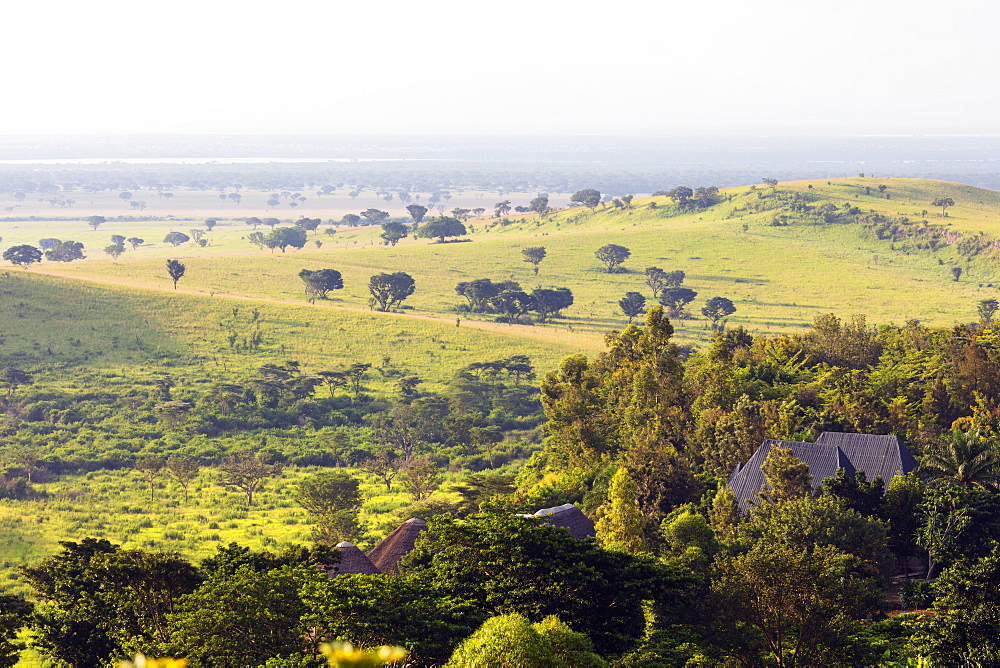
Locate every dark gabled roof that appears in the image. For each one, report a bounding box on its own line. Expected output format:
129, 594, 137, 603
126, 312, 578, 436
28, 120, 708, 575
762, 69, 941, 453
327, 541, 381, 576
727, 432, 917, 513
816, 431, 918, 484
529, 503, 596, 539
366, 518, 427, 574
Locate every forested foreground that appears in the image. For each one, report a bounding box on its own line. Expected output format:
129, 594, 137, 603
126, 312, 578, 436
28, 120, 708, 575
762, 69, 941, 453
7, 307, 1000, 664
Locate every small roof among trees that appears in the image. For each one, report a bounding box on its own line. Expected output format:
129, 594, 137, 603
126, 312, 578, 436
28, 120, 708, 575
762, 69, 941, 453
327, 541, 381, 576
529, 503, 596, 539
727, 432, 917, 512
366, 518, 427, 574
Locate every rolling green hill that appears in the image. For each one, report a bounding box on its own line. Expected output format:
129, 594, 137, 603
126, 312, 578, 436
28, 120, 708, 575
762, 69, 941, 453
9, 177, 1000, 347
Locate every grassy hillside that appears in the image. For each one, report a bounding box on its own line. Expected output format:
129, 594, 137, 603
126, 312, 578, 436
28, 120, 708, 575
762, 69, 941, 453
11, 177, 1000, 345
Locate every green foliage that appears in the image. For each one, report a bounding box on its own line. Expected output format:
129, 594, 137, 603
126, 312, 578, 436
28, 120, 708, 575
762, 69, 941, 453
266, 227, 308, 253
913, 545, 1000, 663
594, 243, 630, 273
401, 513, 682, 656
163, 563, 322, 665
595, 467, 647, 554
2, 245, 41, 267
446, 613, 558, 667
0, 593, 31, 668
418, 216, 467, 243
758, 445, 812, 504
303, 573, 483, 666
299, 268, 344, 300
368, 272, 415, 311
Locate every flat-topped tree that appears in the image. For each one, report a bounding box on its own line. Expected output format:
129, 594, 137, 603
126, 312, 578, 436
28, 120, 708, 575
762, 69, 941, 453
359, 208, 389, 225
660, 287, 698, 318
418, 216, 467, 243
406, 204, 428, 223
299, 268, 344, 301
933, 197, 955, 217
368, 272, 415, 311
571, 188, 601, 211
3, 245, 42, 267
595, 244, 630, 273
87, 215, 106, 231
163, 231, 190, 247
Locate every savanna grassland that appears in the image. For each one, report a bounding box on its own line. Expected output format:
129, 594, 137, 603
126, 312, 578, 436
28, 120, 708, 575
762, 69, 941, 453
6, 174, 1000, 664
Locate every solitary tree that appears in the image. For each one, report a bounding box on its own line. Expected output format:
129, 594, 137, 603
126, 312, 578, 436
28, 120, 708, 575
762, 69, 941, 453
933, 197, 955, 217
379, 221, 409, 246
595, 244, 630, 273
3, 245, 42, 267
298, 268, 344, 301
570, 189, 601, 211
659, 287, 698, 318
359, 209, 390, 225
406, 204, 428, 223
702, 296, 737, 329
163, 231, 190, 247
619, 292, 646, 323
528, 196, 549, 215
166, 259, 186, 290
979, 299, 1000, 323
218, 452, 281, 507
134, 457, 165, 504
952, 266, 963, 282
418, 216, 467, 243
493, 200, 512, 218
368, 272, 416, 311
126, 237, 144, 250
521, 246, 547, 274
87, 215, 106, 231
166, 455, 200, 503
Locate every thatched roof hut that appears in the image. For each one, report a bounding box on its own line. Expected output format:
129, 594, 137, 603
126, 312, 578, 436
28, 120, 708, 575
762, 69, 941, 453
367, 518, 428, 574
326, 541, 381, 576
530, 503, 596, 539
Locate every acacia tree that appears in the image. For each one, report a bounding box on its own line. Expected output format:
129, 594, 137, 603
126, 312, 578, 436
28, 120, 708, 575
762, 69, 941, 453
163, 231, 190, 247
218, 452, 281, 507
166, 259, 185, 290
659, 287, 698, 318
418, 216, 467, 243
702, 296, 737, 330
134, 457, 165, 504
264, 227, 307, 253
86, 215, 106, 231
619, 292, 646, 323
979, 299, 1000, 323
521, 246, 546, 274
298, 269, 343, 301
933, 197, 955, 216
379, 221, 409, 246
493, 201, 512, 218
2, 245, 42, 267
400, 456, 440, 502
368, 272, 416, 311
571, 189, 601, 211
406, 204, 428, 223
166, 456, 200, 503
528, 196, 549, 215
595, 244, 630, 273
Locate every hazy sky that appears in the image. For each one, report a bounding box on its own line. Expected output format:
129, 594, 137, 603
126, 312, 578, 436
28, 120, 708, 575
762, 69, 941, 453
4, 0, 998, 136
